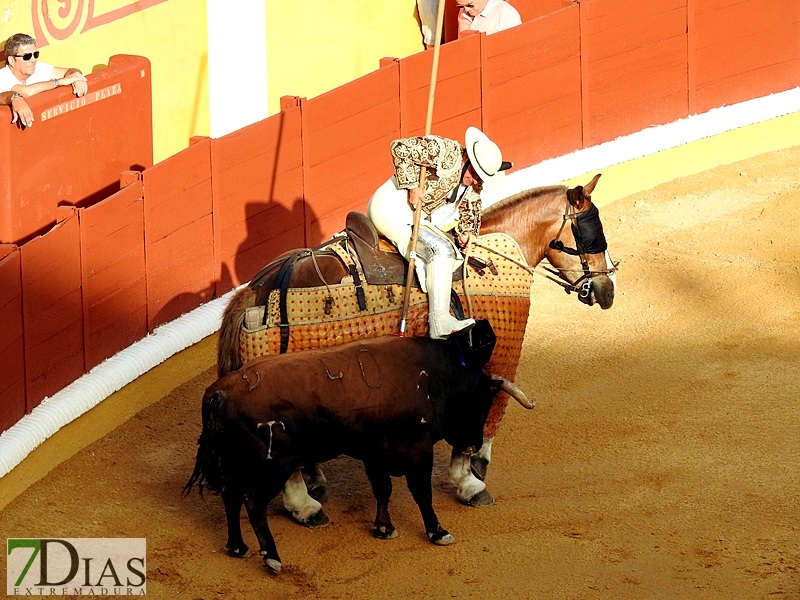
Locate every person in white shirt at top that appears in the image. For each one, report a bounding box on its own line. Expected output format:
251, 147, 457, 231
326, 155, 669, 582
457, 0, 522, 36
1, 33, 88, 128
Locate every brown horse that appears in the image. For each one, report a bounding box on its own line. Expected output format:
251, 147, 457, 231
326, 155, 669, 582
217, 174, 614, 377
209, 174, 615, 528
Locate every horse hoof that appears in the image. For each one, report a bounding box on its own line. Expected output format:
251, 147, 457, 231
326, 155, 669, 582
467, 489, 495, 507
428, 531, 456, 546
372, 526, 398, 540
470, 456, 489, 481
224, 545, 250, 558
308, 485, 329, 502
263, 558, 282, 573
304, 509, 330, 529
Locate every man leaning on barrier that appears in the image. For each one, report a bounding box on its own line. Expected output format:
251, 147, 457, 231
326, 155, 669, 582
1, 33, 88, 128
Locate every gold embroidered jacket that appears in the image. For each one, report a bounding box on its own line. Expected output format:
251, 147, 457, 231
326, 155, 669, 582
390, 135, 482, 235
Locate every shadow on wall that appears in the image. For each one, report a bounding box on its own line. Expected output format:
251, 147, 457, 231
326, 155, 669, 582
152, 196, 313, 328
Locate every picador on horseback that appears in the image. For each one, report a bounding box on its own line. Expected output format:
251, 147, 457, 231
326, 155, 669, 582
367, 127, 512, 339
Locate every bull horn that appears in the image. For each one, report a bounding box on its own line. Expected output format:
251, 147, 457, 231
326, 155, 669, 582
491, 376, 534, 409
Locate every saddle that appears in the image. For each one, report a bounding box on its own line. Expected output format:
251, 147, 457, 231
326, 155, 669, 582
345, 212, 407, 286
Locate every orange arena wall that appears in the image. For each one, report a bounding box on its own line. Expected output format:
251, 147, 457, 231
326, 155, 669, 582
78, 181, 147, 371
0, 55, 153, 246
211, 100, 305, 291
140, 139, 215, 330
1, 0, 799, 435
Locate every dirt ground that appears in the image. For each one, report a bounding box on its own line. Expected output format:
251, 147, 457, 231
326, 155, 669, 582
2, 147, 800, 599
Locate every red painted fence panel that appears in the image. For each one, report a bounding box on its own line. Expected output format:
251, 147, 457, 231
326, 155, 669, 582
483, 6, 582, 168
20, 215, 83, 410
79, 181, 147, 370
399, 33, 483, 141
0, 55, 153, 246
510, 0, 573, 21
302, 63, 401, 243
142, 139, 215, 330
3, 0, 800, 441
690, 0, 800, 114
0, 246, 25, 434
580, 0, 689, 146
212, 101, 305, 293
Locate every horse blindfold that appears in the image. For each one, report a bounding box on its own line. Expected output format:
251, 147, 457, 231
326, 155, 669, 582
549, 204, 608, 256
573, 204, 608, 255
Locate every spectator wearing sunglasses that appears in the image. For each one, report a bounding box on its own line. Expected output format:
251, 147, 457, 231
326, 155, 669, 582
1, 33, 88, 105
456, 0, 521, 36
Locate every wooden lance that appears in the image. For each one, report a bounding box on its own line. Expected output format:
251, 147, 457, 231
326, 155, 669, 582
399, 0, 446, 335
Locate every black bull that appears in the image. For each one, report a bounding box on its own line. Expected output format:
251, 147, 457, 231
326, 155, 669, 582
185, 335, 532, 573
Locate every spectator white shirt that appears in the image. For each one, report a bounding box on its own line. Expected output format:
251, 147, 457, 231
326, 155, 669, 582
467, 0, 522, 35
0, 62, 55, 92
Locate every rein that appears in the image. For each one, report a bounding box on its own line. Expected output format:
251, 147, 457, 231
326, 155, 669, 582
471, 241, 582, 294
475, 195, 617, 298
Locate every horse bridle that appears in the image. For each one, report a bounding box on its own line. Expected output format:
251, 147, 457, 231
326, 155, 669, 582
545, 196, 618, 300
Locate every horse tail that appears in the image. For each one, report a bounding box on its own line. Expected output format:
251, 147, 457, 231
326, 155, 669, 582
183, 390, 227, 498
217, 286, 257, 378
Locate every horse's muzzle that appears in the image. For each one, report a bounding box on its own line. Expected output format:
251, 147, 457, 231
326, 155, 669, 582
590, 275, 615, 309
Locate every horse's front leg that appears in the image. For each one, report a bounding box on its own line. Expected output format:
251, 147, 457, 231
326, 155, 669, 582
450, 447, 493, 507
469, 436, 494, 481
301, 463, 329, 501
282, 468, 329, 528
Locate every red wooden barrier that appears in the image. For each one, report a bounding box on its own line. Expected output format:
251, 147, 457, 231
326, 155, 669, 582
580, 0, 689, 145
483, 6, 582, 168
0, 55, 153, 246
211, 99, 305, 294
79, 180, 147, 370
3, 0, 800, 440
690, 0, 800, 114
142, 138, 215, 330
20, 214, 83, 410
400, 33, 483, 141
0, 246, 25, 434
302, 63, 401, 243
510, 0, 574, 21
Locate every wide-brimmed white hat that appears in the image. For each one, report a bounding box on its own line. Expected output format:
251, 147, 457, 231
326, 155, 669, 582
465, 127, 512, 188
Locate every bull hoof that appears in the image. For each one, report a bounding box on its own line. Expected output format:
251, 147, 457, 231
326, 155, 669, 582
372, 525, 398, 540
470, 456, 489, 481
263, 557, 282, 573
308, 484, 329, 502
303, 509, 330, 528
224, 544, 251, 558
467, 489, 495, 507
428, 530, 456, 546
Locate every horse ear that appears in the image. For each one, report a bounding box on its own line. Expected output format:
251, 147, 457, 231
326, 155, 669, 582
582, 173, 602, 198
567, 186, 585, 209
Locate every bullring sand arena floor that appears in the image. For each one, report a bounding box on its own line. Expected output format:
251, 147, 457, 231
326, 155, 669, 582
2, 146, 800, 599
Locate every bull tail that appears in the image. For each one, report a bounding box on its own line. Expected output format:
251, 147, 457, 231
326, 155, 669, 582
217, 286, 257, 377
183, 390, 227, 498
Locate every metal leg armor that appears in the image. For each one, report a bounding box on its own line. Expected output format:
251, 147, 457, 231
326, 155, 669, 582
417, 228, 475, 340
